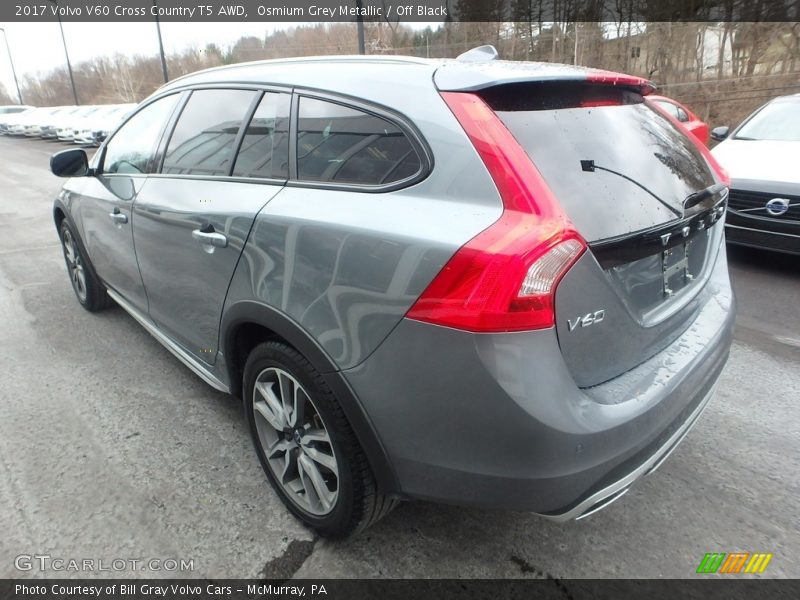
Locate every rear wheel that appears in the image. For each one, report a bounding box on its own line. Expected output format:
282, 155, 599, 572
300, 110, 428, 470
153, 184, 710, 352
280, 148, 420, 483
243, 341, 396, 537
59, 220, 113, 311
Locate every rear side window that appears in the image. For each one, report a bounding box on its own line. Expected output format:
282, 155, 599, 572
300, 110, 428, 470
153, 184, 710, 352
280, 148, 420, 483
162, 89, 257, 177
103, 94, 179, 175
296, 97, 421, 186
654, 100, 688, 122
232, 92, 290, 179
483, 83, 715, 242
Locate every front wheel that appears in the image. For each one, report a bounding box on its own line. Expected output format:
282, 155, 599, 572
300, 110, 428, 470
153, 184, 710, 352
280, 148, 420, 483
243, 341, 397, 537
59, 220, 113, 311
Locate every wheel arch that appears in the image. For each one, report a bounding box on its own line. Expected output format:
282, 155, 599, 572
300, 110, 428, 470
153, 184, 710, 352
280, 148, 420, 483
53, 199, 104, 285
53, 199, 78, 238
221, 300, 401, 495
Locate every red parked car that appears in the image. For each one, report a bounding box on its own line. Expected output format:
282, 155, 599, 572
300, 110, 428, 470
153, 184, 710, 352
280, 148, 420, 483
647, 95, 709, 145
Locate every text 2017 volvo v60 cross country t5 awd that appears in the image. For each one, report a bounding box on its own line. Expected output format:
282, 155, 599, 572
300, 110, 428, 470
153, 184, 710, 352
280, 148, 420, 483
50, 49, 735, 537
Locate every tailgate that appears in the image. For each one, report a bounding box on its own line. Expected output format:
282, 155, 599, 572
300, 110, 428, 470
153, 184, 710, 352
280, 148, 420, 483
441, 69, 727, 386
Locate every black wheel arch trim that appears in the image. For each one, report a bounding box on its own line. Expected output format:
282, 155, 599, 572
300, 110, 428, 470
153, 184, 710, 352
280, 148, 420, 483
220, 300, 401, 495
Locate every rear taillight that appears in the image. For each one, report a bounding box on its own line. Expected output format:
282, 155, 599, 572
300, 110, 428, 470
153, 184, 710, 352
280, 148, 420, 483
405, 92, 585, 333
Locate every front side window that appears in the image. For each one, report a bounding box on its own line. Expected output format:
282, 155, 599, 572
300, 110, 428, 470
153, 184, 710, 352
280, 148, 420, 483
296, 97, 421, 186
103, 95, 179, 175
162, 89, 257, 177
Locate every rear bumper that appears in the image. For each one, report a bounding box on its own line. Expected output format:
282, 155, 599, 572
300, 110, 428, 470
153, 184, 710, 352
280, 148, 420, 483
726, 211, 800, 255
342, 241, 735, 517
541, 380, 717, 520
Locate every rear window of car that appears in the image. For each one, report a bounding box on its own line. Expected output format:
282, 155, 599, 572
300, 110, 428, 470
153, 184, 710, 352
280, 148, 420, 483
653, 99, 688, 122
482, 83, 715, 241
296, 97, 422, 186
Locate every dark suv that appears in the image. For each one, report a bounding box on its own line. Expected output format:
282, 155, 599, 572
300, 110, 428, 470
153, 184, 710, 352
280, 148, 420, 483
51, 50, 735, 537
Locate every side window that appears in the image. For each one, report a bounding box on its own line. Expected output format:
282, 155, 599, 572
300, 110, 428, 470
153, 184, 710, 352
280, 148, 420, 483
676, 107, 690, 122
103, 95, 179, 175
162, 89, 257, 177
654, 100, 680, 120
296, 97, 422, 186
232, 92, 290, 179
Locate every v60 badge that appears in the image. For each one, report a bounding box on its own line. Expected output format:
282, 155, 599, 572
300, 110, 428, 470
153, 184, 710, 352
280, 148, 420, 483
567, 310, 606, 332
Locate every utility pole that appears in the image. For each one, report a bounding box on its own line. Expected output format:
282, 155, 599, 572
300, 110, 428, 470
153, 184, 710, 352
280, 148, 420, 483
0, 28, 23, 104
153, 1, 169, 82
356, 0, 365, 54
49, 1, 79, 105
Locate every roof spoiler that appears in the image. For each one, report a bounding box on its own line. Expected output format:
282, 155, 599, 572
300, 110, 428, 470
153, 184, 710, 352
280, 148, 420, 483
435, 58, 656, 96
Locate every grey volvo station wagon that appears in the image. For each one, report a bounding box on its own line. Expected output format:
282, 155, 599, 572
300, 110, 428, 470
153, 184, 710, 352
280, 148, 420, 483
51, 47, 735, 537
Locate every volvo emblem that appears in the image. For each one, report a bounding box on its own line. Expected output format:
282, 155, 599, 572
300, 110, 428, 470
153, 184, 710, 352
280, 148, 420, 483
660, 233, 671, 246
766, 198, 790, 216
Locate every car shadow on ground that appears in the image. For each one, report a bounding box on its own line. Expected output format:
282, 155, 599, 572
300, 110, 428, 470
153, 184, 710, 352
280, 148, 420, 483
726, 244, 798, 276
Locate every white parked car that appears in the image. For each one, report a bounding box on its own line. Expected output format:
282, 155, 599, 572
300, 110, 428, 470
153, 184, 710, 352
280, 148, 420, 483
8, 107, 59, 136
42, 106, 91, 140
74, 103, 136, 146
711, 94, 800, 254
55, 106, 104, 141
0, 105, 34, 134
21, 106, 74, 137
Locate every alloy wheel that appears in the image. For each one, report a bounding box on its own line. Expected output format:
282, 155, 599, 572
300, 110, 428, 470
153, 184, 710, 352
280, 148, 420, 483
252, 367, 339, 516
62, 228, 87, 302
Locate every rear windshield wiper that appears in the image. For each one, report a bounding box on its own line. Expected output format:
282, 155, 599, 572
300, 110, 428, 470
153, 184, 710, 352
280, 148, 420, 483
683, 183, 727, 211
580, 159, 683, 218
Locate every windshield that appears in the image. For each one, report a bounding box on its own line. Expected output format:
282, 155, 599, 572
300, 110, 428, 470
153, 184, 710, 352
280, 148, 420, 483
735, 100, 800, 141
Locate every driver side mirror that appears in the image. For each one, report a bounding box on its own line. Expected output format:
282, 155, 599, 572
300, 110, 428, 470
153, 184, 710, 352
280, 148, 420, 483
50, 148, 91, 178
710, 126, 730, 142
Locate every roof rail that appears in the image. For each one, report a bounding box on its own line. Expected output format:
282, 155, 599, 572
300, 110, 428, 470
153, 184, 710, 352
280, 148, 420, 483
456, 45, 499, 63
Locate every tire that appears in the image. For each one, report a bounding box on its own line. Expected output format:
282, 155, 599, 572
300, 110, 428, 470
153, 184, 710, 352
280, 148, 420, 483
59, 219, 113, 312
244, 341, 397, 538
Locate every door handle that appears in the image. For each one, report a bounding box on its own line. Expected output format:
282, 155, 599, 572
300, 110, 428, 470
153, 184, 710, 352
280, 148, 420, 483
192, 228, 227, 248
109, 210, 128, 224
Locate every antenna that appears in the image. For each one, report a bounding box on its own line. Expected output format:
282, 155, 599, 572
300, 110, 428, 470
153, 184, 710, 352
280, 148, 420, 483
456, 45, 499, 63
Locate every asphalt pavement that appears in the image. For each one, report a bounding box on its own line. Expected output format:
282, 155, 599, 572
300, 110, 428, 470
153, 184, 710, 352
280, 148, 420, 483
0, 135, 797, 580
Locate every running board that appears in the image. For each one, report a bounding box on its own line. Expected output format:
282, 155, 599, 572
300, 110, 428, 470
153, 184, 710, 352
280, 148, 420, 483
106, 289, 230, 393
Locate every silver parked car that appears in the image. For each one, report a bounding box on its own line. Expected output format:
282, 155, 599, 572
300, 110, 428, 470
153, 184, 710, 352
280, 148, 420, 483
50, 50, 735, 537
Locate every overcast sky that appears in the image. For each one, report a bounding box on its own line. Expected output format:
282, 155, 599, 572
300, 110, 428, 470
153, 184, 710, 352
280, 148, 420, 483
0, 21, 438, 102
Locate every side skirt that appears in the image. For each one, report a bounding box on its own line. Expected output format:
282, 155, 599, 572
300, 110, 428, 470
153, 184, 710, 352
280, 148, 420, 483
106, 289, 230, 393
